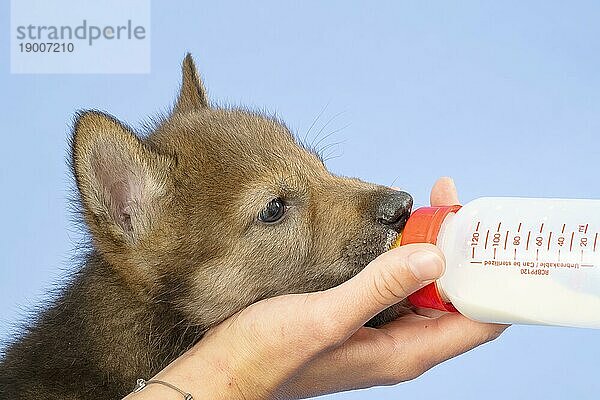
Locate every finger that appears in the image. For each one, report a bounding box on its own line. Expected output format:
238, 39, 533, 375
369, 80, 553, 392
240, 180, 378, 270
425, 315, 509, 366
275, 327, 395, 398
382, 312, 509, 373
430, 176, 459, 206
278, 315, 509, 398
413, 307, 448, 319
311, 243, 445, 342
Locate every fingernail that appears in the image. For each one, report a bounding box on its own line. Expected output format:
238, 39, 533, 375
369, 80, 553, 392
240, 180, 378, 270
408, 251, 444, 281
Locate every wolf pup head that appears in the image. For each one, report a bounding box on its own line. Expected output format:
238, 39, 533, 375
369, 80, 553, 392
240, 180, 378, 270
71, 54, 413, 330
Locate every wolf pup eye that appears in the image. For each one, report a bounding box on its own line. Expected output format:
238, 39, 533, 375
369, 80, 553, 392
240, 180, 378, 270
258, 198, 286, 223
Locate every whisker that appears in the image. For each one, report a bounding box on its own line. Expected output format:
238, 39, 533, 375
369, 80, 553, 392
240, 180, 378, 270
302, 102, 329, 145
313, 123, 351, 154
308, 111, 346, 149
316, 137, 348, 156
317, 141, 347, 163
323, 148, 343, 163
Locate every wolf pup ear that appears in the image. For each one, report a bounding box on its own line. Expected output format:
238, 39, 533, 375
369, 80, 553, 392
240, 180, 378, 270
174, 53, 209, 113
71, 111, 174, 243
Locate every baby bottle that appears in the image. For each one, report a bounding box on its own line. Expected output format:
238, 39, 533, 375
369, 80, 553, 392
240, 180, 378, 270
396, 197, 600, 329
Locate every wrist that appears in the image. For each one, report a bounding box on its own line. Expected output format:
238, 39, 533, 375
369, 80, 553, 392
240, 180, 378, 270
148, 333, 276, 400
122, 339, 246, 400
124, 381, 183, 400
155, 346, 243, 400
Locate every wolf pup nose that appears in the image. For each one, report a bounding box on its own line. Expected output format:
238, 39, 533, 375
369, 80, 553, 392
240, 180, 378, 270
375, 190, 413, 232
0, 53, 415, 400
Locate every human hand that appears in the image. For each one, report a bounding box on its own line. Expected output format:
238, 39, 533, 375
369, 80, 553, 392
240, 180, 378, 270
126, 177, 508, 400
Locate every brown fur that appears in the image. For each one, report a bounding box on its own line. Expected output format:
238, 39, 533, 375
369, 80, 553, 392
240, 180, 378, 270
0, 54, 412, 399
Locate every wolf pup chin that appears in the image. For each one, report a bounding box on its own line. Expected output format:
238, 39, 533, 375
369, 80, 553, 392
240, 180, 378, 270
0, 54, 413, 399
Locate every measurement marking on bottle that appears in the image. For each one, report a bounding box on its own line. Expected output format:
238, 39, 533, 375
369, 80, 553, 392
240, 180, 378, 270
467, 221, 598, 272
570, 232, 575, 251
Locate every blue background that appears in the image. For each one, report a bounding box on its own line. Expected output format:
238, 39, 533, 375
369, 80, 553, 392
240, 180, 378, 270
1, 1, 599, 399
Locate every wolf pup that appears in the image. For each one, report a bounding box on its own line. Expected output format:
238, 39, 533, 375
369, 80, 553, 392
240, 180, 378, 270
0, 54, 413, 400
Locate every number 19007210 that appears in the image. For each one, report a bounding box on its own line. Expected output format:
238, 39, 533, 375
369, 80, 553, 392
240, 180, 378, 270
19, 42, 74, 52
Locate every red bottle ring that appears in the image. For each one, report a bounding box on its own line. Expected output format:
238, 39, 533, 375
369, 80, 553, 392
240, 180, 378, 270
401, 205, 462, 313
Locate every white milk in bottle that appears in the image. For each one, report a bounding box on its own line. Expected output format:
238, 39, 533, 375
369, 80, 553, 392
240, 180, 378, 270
396, 198, 600, 329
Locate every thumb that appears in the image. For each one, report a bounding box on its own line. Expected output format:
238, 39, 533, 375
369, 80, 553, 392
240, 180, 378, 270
314, 243, 445, 337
